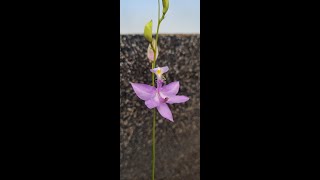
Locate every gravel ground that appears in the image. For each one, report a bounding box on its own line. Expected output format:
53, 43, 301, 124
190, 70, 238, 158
120, 34, 200, 180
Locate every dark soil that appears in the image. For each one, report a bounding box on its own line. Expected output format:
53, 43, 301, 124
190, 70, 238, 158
120, 34, 200, 180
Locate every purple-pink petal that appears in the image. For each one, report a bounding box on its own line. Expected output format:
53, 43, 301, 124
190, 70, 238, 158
130, 82, 156, 101
150, 68, 156, 73
156, 103, 173, 122
166, 95, 189, 104
150, 66, 169, 74
161, 66, 169, 73
150, 67, 159, 74
161, 81, 179, 97
145, 96, 160, 109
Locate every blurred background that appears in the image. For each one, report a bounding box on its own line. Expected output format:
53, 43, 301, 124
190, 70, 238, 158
120, 0, 200, 34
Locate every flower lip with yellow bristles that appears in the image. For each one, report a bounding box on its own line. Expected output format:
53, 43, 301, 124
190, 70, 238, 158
150, 66, 168, 80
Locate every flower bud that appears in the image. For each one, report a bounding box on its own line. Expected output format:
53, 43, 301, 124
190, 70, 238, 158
147, 39, 159, 62
144, 20, 153, 43
162, 0, 169, 15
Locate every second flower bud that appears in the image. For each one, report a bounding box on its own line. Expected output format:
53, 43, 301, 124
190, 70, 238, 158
147, 39, 159, 62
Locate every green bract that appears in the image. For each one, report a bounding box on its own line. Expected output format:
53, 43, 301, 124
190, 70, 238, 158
162, 0, 169, 15
144, 20, 153, 43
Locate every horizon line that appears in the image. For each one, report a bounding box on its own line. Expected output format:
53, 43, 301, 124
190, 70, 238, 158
120, 33, 200, 35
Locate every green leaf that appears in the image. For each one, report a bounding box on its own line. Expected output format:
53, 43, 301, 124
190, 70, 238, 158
162, 0, 169, 15
144, 20, 153, 43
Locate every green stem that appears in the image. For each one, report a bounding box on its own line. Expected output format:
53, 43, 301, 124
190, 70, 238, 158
152, 1, 162, 179
156, 0, 160, 42
152, 63, 155, 86
154, 16, 164, 65
152, 108, 156, 180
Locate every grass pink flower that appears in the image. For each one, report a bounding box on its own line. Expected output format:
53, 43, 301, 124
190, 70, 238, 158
130, 79, 189, 121
150, 66, 168, 81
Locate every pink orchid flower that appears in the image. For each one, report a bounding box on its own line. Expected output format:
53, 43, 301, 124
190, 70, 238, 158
150, 66, 168, 80
130, 79, 189, 122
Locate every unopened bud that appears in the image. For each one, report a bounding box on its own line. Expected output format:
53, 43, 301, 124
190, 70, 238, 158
144, 20, 153, 43
147, 39, 159, 62
162, 0, 169, 15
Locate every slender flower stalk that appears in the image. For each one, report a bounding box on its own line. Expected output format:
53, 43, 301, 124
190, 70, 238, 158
151, 1, 161, 179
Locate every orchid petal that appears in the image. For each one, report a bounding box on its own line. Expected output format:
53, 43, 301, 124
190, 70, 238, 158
130, 82, 156, 101
161, 66, 169, 73
157, 103, 173, 121
166, 95, 189, 104
150, 67, 159, 73
150, 66, 168, 75
145, 95, 160, 109
161, 81, 179, 97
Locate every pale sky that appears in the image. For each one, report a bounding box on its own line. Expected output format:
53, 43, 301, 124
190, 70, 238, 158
120, 0, 200, 34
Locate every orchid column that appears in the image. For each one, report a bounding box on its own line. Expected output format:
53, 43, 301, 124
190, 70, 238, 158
130, 1, 189, 179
